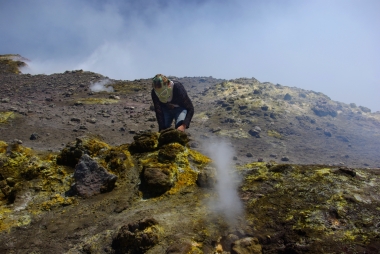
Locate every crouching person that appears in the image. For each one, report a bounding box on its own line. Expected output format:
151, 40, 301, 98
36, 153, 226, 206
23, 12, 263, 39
151, 74, 194, 132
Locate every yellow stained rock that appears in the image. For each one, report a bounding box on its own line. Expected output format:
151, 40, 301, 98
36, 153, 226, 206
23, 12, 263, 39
75, 98, 119, 105
0, 111, 15, 124
267, 130, 282, 139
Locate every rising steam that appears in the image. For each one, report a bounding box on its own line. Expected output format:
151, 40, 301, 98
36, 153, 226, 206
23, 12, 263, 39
205, 140, 243, 227
89, 79, 114, 92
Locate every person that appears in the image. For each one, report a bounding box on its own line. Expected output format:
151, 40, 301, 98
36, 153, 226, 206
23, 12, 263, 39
151, 74, 194, 132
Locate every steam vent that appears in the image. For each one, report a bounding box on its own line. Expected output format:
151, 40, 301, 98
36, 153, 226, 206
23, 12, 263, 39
0, 55, 380, 253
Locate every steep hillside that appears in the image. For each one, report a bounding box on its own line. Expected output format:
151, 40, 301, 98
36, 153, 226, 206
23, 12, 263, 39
189, 78, 380, 168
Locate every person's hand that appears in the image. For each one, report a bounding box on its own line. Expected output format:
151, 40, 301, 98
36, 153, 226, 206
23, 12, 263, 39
177, 124, 186, 132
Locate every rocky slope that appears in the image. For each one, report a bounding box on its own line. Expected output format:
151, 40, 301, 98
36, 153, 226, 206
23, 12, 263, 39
0, 55, 379, 253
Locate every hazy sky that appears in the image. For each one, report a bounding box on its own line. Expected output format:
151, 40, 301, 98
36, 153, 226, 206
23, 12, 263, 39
1, 0, 379, 111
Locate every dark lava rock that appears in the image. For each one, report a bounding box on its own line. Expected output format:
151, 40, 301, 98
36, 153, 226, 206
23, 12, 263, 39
336, 135, 349, 142
223, 117, 236, 123
270, 112, 277, 119
231, 237, 262, 254
70, 117, 80, 122
56, 139, 84, 167
338, 167, 356, 177
253, 89, 261, 95
69, 154, 118, 197
112, 217, 159, 254
312, 99, 338, 117
140, 167, 174, 197
284, 93, 292, 100
158, 128, 189, 147
128, 132, 159, 153
30, 133, 39, 140
281, 156, 290, 162
248, 126, 261, 138
269, 164, 293, 173
359, 106, 371, 113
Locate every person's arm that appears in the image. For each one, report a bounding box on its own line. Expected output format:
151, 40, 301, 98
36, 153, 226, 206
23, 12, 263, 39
173, 82, 194, 129
151, 89, 165, 131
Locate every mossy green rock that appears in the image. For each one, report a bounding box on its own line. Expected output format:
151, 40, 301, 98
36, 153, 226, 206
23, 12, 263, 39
128, 132, 159, 153
158, 128, 189, 147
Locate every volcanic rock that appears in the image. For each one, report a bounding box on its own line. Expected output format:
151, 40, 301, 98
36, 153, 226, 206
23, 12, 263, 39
284, 93, 292, 100
248, 126, 261, 138
324, 129, 332, 137
128, 132, 159, 153
158, 143, 184, 163
112, 218, 159, 254
196, 166, 216, 188
69, 154, 118, 197
140, 167, 175, 197
312, 99, 338, 117
281, 156, 290, 162
338, 167, 356, 177
158, 128, 189, 147
359, 106, 371, 113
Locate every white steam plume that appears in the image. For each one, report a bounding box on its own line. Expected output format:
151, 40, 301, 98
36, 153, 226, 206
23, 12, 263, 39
89, 79, 114, 92
205, 140, 243, 227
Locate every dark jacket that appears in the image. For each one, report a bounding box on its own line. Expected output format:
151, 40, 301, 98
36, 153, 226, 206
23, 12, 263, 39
151, 80, 194, 131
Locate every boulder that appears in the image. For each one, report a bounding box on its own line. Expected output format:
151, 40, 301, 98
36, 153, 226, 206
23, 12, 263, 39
359, 106, 371, 113
338, 167, 356, 177
112, 218, 159, 254
281, 156, 290, 162
140, 167, 175, 197
312, 99, 338, 117
284, 93, 292, 100
158, 144, 185, 163
158, 128, 189, 147
128, 132, 159, 153
253, 89, 261, 95
30, 133, 39, 140
324, 129, 332, 137
231, 237, 262, 254
70, 155, 117, 197
269, 164, 292, 172
249, 126, 261, 138
196, 166, 216, 188
56, 138, 85, 167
